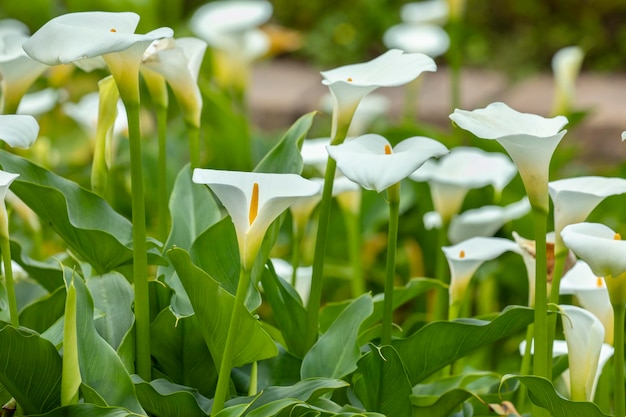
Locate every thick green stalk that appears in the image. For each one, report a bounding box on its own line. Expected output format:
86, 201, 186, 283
212, 267, 252, 416
516, 324, 534, 411
156, 105, 169, 243
381, 183, 400, 345
125, 102, 151, 381
613, 302, 625, 417
344, 209, 364, 298
1, 236, 18, 327
531, 207, 550, 417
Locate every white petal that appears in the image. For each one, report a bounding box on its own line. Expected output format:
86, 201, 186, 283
423, 211, 442, 230
0, 170, 19, 201
400, 0, 449, 25
383, 23, 450, 58
0, 114, 39, 148
17, 88, 63, 116
301, 137, 331, 172
270, 258, 312, 305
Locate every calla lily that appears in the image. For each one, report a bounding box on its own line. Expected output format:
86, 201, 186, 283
559, 304, 608, 401
0, 171, 19, 237
442, 237, 520, 314
410, 146, 517, 223
141, 37, 207, 127
17, 88, 63, 116
560, 260, 613, 344
450, 102, 568, 212
447, 197, 530, 244
0, 114, 39, 149
192, 169, 321, 270
0, 19, 49, 114
271, 258, 312, 305
319, 93, 391, 137
549, 176, 626, 255
383, 24, 450, 58
327, 133, 448, 193
301, 137, 331, 174
401, 0, 449, 25
321, 49, 436, 140
63, 91, 128, 138
551, 46, 584, 116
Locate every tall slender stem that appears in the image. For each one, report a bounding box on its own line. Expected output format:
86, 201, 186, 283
187, 122, 201, 170
212, 267, 252, 416
381, 183, 400, 345
1, 237, 18, 327
125, 102, 151, 381
613, 302, 625, 417
434, 222, 450, 321
343, 209, 364, 298
546, 249, 567, 377
290, 228, 303, 287
531, 207, 549, 417
156, 105, 169, 243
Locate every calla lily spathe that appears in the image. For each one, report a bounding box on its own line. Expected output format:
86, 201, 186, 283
551, 46, 584, 115
0, 114, 39, 149
560, 260, 614, 344
401, 0, 449, 25
383, 24, 450, 58
450, 102, 568, 212
327, 133, 448, 193
192, 169, 321, 270
559, 304, 607, 402
442, 236, 520, 310
410, 146, 517, 223
321, 49, 436, 139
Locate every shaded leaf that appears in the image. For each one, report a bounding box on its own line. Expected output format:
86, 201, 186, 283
19, 286, 66, 333
133, 377, 212, 417
31, 404, 138, 416
10, 239, 63, 292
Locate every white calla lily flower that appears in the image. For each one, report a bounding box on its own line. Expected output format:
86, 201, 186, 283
410, 146, 517, 223
549, 176, 626, 255
0, 170, 19, 239
450, 102, 568, 212
383, 23, 450, 58
552, 46, 584, 115
560, 260, 613, 344
401, 0, 449, 25
192, 169, 321, 270
559, 305, 607, 401
0, 114, 39, 148
321, 49, 436, 138
271, 258, 312, 305
442, 236, 520, 310
327, 133, 448, 193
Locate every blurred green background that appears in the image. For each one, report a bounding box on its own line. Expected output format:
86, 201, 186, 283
4, 0, 626, 78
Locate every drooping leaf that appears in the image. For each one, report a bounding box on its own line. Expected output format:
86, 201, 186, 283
62, 268, 144, 413
393, 306, 534, 384
260, 262, 308, 358
353, 345, 412, 417
502, 375, 610, 417
254, 111, 317, 174
19, 285, 66, 333
10, 239, 64, 292
133, 377, 212, 417
301, 293, 373, 379
168, 247, 277, 369
150, 308, 218, 398
31, 404, 138, 417
0, 150, 163, 273
0, 323, 62, 415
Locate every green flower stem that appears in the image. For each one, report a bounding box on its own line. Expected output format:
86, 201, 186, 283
516, 323, 534, 411
1, 236, 18, 327
124, 101, 151, 381
304, 115, 353, 350
290, 227, 303, 287
343, 208, 364, 298
187, 122, 201, 170
381, 183, 400, 346
156, 105, 169, 243
613, 300, 625, 417
546, 247, 568, 377
212, 267, 253, 416
434, 221, 450, 321
531, 207, 550, 417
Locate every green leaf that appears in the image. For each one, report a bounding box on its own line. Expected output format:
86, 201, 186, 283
133, 377, 212, 417
62, 268, 144, 413
10, 239, 64, 292
31, 404, 138, 417
19, 286, 66, 333
254, 111, 317, 174
502, 375, 611, 417
353, 345, 413, 417
150, 308, 218, 398
301, 293, 373, 379
0, 323, 62, 414
168, 247, 277, 368
393, 306, 534, 384
0, 150, 162, 273
260, 262, 308, 358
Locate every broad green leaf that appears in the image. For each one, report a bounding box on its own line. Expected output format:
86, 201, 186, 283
19, 285, 66, 333
62, 268, 144, 413
245, 378, 349, 414
256, 345, 302, 389
168, 247, 277, 368
0, 323, 62, 414
260, 262, 308, 358
393, 306, 534, 384
10, 240, 63, 292
254, 111, 317, 174
150, 308, 218, 398
319, 277, 445, 333
0, 150, 162, 273
353, 345, 412, 417
31, 404, 138, 416
502, 375, 610, 417
133, 377, 212, 417
410, 389, 475, 417
160, 164, 221, 318
301, 293, 373, 379
86, 272, 134, 351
